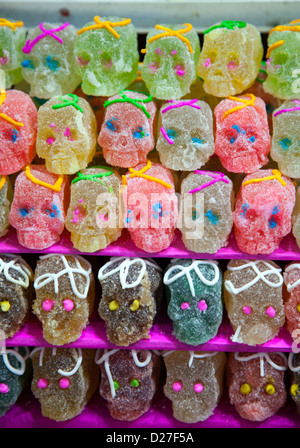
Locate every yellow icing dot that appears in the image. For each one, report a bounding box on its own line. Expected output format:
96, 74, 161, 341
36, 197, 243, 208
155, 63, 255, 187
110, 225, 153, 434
109, 299, 119, 311
291, 384, 299, 396
240, 383, 251, 395
0, 301, 10, 312
266, 384, 275, 395
130, 299, 140, 311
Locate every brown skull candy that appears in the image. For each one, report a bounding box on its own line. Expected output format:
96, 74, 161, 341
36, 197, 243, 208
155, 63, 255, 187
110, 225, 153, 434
0, 254, 33, 339
98, 257, 163, 346
30, 347, 99, 422
288, 352, 300, 415
96, 349, 161, 421
163, 350, 226, 423
33, 254, 95, 345
227, 352, 287, 422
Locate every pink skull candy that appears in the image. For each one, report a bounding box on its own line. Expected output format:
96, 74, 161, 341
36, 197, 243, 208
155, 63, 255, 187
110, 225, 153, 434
233, 169, 295, 254
214, 94, 271, 173
9, 165, 70, 249
0, 89, 37, 175
123, 161, 178, 253
98, 90, 157, 168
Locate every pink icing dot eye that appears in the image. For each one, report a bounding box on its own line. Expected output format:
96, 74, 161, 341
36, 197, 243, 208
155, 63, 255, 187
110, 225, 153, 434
46, 137, 55, 145
63, 299, 74, 312
181, 302, 190, 310
59, 377, 70, 389
194, 383, 204, 393
243, 305, 252, 315
266, 306, 276, 318
172, 381, 182, 392
0, 383, 9, 394
37, 378, 49, 389
198, 300, 207, 311
42, 299, 55, 312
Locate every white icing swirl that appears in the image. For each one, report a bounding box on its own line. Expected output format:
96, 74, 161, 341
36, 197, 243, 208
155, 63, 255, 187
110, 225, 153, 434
30, 347, 83, 376
0, 346, 30, 376
0, 254, 33, 288
234, 352, 287, 377
284, 263, 300, 291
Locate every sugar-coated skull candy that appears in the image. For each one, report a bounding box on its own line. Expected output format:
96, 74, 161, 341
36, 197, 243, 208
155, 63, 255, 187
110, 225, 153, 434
163, 350, 226, 423
0, 175, 13, 238
98, 90, 157, 168
31, 347, 99, 422
9, 165, 70, 250
0, 254, 33, 339
98, 257, 163, 346
33, 254, 95, 346
288, 352, 300, 415
96, 349, 161, 421
0, 89, 37, 175
0, 18, 26, 88
21, 22, 81, 99
227, 352, 287, 421
283, 262, 300, 339
233, 169, 296, 255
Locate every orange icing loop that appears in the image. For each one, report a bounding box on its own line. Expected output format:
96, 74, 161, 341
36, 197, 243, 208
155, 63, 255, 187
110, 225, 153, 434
269, 20, 300, 35
0, 89, 24, 127
24, 165, 65, 192
77, 16, 131, 38
141, 23, 194, 54
126, 160, 172, 189
0, 18, 24, 31
0, 175, 6, 192
266, 40, 285, 59
222, 94, 256, 120
242, 169, 287, 187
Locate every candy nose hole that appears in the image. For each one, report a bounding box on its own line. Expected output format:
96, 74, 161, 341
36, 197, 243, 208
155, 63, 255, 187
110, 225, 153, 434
120, 136, 127, 147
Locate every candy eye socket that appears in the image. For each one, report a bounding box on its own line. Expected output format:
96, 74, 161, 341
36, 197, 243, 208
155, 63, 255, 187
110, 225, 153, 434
205, 51, 217, 65
148, 61, 160, 73
0, 383, 10, 394
130, 378, 140, 388
101, 57, 113, 69
21, 59, 34, 69
45, 204, 60, 219
240, 382, 252, 395
242, 305, 252, 315
42, 299, 55, 312
59, 377, 70, 389
113, 380, 120, 391
198, 300, 207, 312
268, 205, 280, 229
132, 126, 146, 139
45, 56, 60, 71
181, 302, 190, 310
18, 206, 33, 217
279, 138, 292, 150
174, 63, 185, 76
265, 306, 276, 318
76, 52, 90, 67
265, 383, 276, 395
248, 135, 256, 143
172, 381, 182, 392
194, 383, 204, 393
63, 299, 74, 312
37, 378, 49, 389
0, 301, 10, 312
192, 137, 205, 145
105, 117, 119, 133
205, 209, 219, 225
72, 202, 87, 225
165, 128, 176, 141
0, 48, 9, 65
130, 299, 140, 311
109, 299, 119, 311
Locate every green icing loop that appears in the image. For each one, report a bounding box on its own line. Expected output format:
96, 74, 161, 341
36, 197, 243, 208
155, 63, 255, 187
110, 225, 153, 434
52, 93, 83, 113
104, 90, 153, 118
204, 20, 247, 35
72, 166, 114, 184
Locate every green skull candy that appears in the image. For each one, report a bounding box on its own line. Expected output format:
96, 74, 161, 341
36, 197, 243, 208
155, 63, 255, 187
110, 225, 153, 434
141, 23, 200, 100
263, 20, 300, 100
74, 16, 139, 97
0, 18, 26, 88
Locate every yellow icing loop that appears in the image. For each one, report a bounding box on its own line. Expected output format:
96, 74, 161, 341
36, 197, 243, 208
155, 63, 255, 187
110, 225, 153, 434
266, 40, 285, 59
222, 94, 256, 120
77, 16, 131, 38
123, 160, 172, 189
242, 169, 287, 187
269, 20, 300, 35
141, 23, 194, 54
0, 18, 23, 31
24, 165, 65, 192
0, 175, 6, 192
0, 89, 24, 127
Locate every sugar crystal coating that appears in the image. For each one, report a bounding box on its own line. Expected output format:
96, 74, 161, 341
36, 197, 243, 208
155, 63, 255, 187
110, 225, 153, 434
31, 347, 99, 421
96, 349, 161, 421
164, 259, 223, 345
33, 254, 95, 346
36, 93, 97, 175
75, 16, 139, 97
156, 99, 214, 171
227, 352, 287, 421
224, 259, 285, 345
180, 170, 234, 253
197, 21, 263, 97
0, 19, 26, 88
214, 94, 271, 174
288, 353, 300, 415
141, 23, 200, 100
283, 262, 300, 339
0, 175, 13, 237
163, 350, 226, 423
98, 257, 163, 346
65, 166, 122, 253
98, 90, 157, 168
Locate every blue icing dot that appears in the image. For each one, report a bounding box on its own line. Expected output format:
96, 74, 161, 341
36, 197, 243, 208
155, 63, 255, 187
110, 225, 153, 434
46, 205, 60, 218
166, 128, 176, 140
19, 207, 32, 217
21, 59, 34, 69
205, 209, 219, 225
106, 118, 118, 132
268, 217, 277, 228
230, 137, 235, 144
11, 129, 19, 142
232, 124, 242, 133
46, 56, 59, 71
240, 203, 249, 217
192, 137, 205, 145
280, 138, 291, 150
133, 126, 145, 139
248, 135, 255, 142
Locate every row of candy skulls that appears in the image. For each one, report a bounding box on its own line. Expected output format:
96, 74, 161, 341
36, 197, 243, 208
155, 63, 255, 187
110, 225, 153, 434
1, 17, 299, 101
2, 253, 300, 350
2, 346, 300, 424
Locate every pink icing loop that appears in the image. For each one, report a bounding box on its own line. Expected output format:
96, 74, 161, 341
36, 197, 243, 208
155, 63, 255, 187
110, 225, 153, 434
22, 22, 70, 54
0, 383, 10, 394
59, 377, 70, 389
181, 302, 190, 310
266, 306, 276, 318
37, 378, 49, 389
194, 383, 204, 393
42, 299, 55, 312
172, 381, 182, 392
198, 300, 207, 311
63, 298, 74, 312
243, 305, 252, 315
